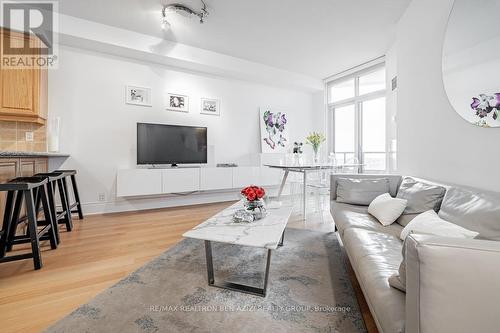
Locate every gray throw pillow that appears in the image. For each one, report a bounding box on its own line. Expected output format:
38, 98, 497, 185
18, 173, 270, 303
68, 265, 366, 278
396, 177, 446, 226
336, 178, 390, 206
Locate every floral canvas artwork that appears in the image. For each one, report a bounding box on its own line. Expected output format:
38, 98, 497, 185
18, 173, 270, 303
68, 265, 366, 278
470, 93, 500, 127
260, 108, 289, 153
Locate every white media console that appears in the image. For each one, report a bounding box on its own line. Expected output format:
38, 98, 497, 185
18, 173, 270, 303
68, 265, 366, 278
116, 166, 284, 197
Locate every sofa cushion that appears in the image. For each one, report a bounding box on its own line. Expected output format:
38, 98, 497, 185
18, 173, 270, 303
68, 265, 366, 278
332, 201, 404, 239
336, 177, 390, 205
438, 186, 500, 240
343, 228, 405, 333
396, 177, 447, 226
331, 174, 402, 200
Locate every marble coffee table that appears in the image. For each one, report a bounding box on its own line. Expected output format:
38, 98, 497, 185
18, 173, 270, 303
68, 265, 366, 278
183, 200, 293, 297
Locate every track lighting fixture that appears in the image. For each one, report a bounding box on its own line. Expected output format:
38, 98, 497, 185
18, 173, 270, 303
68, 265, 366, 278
161, 0, 209, 30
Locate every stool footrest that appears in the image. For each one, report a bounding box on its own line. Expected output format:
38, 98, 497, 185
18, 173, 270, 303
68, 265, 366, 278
12, 237, 31, 244
11, 225, 52, 245
56, 212, 68, 219
0, 253, 33, 263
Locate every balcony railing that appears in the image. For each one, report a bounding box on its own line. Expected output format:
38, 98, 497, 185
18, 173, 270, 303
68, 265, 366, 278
334, 152, 387, 172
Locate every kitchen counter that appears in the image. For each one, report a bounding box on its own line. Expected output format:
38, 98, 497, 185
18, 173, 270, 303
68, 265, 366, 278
0, 151, 70, 158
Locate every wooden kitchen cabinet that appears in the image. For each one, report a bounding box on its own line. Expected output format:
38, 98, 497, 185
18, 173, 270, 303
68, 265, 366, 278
0, 158, 18, 183
0, 157, 47, 219
19, 158, 48, 176
0, 29, 48, 124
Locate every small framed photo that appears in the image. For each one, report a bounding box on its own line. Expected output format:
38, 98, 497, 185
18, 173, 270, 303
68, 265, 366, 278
200, 98, 220, 116
125, 85, 152, 107
166, 93, 189, 113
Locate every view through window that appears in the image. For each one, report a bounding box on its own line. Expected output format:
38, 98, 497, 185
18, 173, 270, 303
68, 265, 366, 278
327, 64, 387, 172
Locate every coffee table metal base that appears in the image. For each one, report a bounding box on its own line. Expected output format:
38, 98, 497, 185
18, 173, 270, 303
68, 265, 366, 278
204, 240, 272, 297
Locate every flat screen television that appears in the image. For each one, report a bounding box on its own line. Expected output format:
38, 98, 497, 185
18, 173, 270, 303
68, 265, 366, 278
137, 123, 207, 165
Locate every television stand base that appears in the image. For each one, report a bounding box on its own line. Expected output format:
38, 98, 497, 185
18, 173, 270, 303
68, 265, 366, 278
146, 164, 202, 169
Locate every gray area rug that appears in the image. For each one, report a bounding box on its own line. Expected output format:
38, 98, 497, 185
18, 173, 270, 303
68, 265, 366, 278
46, 228, 367, 333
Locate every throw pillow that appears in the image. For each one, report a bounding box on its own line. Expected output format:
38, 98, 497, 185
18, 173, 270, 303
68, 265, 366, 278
389, 213, 479, 293
388, 234, 411, 293
396, 177, 447, 226
400, 210, 480, 241
336, 178, 390, 206
390, 230, 438, 293
368, 193, 408, 226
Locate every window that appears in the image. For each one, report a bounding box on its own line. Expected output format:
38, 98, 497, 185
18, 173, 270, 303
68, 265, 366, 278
334, 104, 356, 164
362, 97, 386, 171
328, 78, 355, 103
359, 67, 386, 95
327, 63, 387, 172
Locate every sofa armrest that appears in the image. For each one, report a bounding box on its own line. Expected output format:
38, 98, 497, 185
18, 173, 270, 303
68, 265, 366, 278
405, 234, 500, 333
330, 173, 402, 201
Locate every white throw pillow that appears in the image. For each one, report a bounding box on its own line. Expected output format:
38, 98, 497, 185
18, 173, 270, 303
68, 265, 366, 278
400, 210, 479, 241
368, 193, 408, 226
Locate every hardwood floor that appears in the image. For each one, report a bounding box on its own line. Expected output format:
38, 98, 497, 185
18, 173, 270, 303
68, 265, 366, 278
0, 200, 378, 333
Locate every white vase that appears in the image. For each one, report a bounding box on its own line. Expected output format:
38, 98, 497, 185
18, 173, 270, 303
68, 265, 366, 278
313, 148, 320, 164
48, 134, 59, 152
48, 117, 61, 152
293, 153, 304, 166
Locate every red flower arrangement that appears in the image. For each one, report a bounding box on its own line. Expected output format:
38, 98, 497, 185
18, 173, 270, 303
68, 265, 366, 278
241, 185, 266, 202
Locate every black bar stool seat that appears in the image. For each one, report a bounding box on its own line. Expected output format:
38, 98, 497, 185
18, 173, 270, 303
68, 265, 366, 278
57, 170, 76, 175
0, 177, 47, 191
56, 169, 84, 220
0, 176, 58, 270
35, 172, 72, 242
35, 172, 64, 182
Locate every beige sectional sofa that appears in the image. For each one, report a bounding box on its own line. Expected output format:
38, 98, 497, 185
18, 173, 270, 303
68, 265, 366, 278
330, 174, 500, 333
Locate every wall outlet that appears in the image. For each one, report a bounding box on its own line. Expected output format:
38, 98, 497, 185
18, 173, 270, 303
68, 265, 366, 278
98, 192, 106, 201
25, 131, 34, 142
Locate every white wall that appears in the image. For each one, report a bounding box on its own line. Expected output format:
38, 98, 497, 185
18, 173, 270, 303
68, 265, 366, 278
385, 44, 398, 173
394, 0, 500, 191
48, 46, 322, 214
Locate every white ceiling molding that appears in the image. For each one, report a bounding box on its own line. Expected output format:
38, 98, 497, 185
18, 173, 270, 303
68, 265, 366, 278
56, 14, 323, 92
55, 0, 411, 78
323, 56, 386, 83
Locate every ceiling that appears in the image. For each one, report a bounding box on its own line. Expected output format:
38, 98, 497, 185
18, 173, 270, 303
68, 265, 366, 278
57, 0, 411, 79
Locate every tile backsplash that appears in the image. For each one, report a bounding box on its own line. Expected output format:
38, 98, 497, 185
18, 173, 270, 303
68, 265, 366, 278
0, 121, 47, 152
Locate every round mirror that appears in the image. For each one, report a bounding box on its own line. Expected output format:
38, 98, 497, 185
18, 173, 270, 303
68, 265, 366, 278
443, 0, 500, 127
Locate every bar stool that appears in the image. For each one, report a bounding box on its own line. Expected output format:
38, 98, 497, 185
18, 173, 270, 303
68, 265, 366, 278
56, 170, 84, 220
0, 177, 58, 270
35, 172, 72, 241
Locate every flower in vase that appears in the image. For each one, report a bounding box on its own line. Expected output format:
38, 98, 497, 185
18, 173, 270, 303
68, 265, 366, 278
241, 186, 266, 201
305, 132, 326, 153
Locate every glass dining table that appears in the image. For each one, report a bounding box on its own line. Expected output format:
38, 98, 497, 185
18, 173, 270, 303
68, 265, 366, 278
264, 163, 363, 220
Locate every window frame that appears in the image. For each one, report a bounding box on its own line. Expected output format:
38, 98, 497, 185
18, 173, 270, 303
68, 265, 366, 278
326, 62, 387, 173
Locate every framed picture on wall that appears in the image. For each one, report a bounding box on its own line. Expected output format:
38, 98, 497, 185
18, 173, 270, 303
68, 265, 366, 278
260, 108, 289, 153
125, 85, 152, 107
166, 93, 189, 113
200, 98, 220, 116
